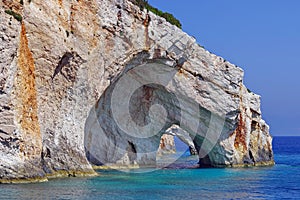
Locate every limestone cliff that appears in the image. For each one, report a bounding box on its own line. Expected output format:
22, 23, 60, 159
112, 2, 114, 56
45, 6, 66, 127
0, 0, 273, 183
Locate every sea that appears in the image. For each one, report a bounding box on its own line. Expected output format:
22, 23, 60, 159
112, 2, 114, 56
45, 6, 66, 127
0, 136, 299, 200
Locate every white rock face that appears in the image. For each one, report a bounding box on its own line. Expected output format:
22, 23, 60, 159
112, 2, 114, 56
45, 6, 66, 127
0, 0, 273, 182
157, 134, 176, 155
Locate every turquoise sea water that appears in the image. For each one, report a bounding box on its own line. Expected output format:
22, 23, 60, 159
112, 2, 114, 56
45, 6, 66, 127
0, 137, 299, 199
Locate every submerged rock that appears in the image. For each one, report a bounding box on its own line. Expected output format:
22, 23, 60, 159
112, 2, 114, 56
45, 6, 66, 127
0, 0, 273, 183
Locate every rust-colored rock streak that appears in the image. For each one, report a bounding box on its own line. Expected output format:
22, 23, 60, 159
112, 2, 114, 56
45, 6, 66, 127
143, 13, 150, 50
58, 0, 63, 7
233, 112, 247, 151
70, 0, 99, 49
16, 23, 42, 159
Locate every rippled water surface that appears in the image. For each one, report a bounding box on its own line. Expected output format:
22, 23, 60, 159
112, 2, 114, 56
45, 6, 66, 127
0, 137, 299, 199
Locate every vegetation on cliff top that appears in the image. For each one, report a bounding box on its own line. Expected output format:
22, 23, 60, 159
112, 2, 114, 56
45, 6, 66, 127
5, 9, 22, 22
129, 0, 182, 29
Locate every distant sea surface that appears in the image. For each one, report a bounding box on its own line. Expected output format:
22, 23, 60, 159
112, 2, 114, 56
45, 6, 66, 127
1, 137, 300, 199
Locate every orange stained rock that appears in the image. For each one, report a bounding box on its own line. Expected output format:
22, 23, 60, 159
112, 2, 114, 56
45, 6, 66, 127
16, 23, 42, 160
234, 112, 247, 152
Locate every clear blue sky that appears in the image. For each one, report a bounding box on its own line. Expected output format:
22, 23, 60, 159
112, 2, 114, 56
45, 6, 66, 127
148, 0, 300, 136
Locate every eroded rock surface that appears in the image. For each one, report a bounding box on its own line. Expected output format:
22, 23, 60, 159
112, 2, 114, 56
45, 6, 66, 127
0, 0, 273, 182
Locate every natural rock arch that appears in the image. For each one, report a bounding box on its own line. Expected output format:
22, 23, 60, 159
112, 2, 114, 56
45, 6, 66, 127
84, 51, 235, 168
0, 0, 274, 183
162, 124, 198, 156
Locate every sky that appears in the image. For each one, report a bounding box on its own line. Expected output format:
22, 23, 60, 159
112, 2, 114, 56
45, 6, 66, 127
148, 0, 300, 136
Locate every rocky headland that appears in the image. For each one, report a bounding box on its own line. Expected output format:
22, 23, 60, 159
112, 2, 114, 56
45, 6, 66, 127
0, 0, 273, 183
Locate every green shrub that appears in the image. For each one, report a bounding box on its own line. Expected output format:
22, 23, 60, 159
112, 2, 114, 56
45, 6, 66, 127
129, 0, 182, 29
131, 0, 147, 10
5, 10, 22, 22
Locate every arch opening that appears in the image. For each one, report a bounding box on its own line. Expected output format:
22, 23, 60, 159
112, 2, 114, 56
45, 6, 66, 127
156, 133, 199, 169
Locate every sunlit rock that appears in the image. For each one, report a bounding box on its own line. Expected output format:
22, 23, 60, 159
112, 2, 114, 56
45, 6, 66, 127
0, 0, 273, 183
